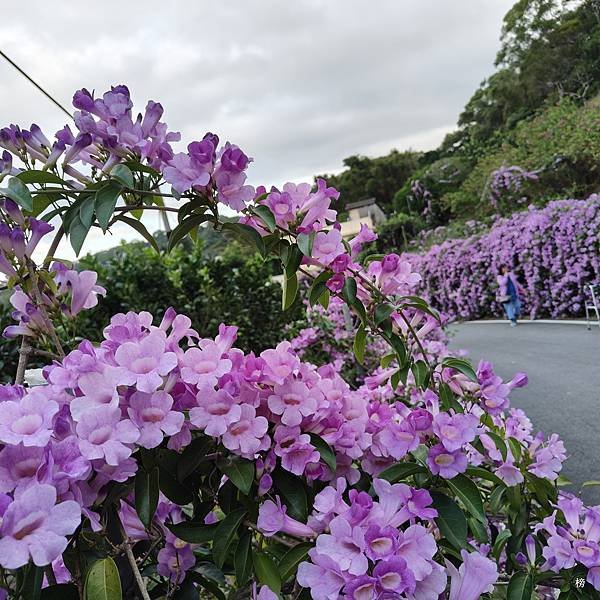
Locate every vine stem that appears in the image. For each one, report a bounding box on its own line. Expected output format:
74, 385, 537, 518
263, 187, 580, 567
122, 537, 151, 600
14, 337, 31, 385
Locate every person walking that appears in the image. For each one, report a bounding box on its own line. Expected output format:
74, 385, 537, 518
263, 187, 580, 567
497, 265, 524, 327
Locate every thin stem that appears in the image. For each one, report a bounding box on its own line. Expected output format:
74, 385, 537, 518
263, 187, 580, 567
15, 337, 31, 385
29, 187, 181, 199
244, 521, 296, 548
43, 224, 64, 267
123, 539, 151, 600
44, 565, 57, 586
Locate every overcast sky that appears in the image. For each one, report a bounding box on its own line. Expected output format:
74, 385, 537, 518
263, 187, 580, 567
0, 0, 513, 257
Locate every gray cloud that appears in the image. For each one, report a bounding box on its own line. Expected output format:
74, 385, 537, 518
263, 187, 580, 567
0, 0, 512, 256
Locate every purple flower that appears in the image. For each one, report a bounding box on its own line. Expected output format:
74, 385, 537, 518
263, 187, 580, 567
344, 575, 378, 599
447, 549, 499, 600
268, 379, 319, 427
52, 265, 106, 316
114, 329, 178, 392
396, 524, 437, 581
315, 515, 368, 575
157, 532, 195, 584
374, 557, 416, 596
69, 367, 123, 421
273, 426, 319, 475
363, 523, 398, 560
189, 387, 241, 437
0, 484, 81, 568
222, 404, 268, 458
433, 412, 480, 452
127, 390, 184, 448
427, 444, 468, 479
0, 444, 44, 492
0, 390, 58, 447
297, 550, 346, 600
76, 404, 139, 465
180, 342, 232, 387
257, 497, 315, 538
312, 229, 345, 266
162, 150, 211, 193
25, 218, 54, 257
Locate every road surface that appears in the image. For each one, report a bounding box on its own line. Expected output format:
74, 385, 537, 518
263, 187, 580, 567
449, 322, 600, 504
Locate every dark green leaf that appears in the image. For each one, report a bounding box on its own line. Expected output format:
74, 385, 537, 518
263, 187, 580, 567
2, 176, 33, 211
79, 195, 95, 229
271, 469, 308, 521
135, 466, 159, 528
16, 170, 65, 185
468, 516, 489, 543
84, 557, 122, 600
485, 431, 508, 462
40, 584, 79, 600
508, 437, 523, 462
465, 467, 506, 487
430, 491, 468, 550
234, 532, 252, 586
411, 359, 429, 389
117, 215, 160, 253
439, 383, 464, 413
110, 164, 134, 188
188, 573, 225, 600
446, 473, 486, 524
374, 303, 395, 325
21, 565, 44, 600
157, 451, 194, 505
167, 522, 217, 544
212, 508, 247, 569
353, 323, 367, 364
379, 461, 427, 483
297, 232, 314, 257
68, 215, 91, 256
217, 456, 254, 495
253, 552, 281, 594
168, 214, 214, 252
309, 433, 337, 474
172, 576, 200, 600
251, 204, 276, 233
279, 542, 313, 582
282, 273, 298, 311
507, 571, 533, 600
94, 182, 121, 232
490, 485, 506, 513
308, 270, 332, 306
442, 357, 477, 382
342, 277, 357, 305
177, 436, 215, 481
281, 243, 303, 278
492, 528, 512, 561
222, 222, 265, 256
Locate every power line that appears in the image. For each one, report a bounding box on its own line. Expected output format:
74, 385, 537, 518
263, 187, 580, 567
0, 50, 72, 119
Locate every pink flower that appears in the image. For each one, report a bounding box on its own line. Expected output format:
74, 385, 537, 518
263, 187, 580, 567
260, 341, 300, 384
76, 405, 139, 465
222, 404, 268, 458
297, 550, 346, 600
127, 390, 183, 448
396, 524, 437, 581
427, 444, 468, 479
114, 329, 177, 392
69, 367, 124, 421
268, 380, 319, 426
0, 484, 81, 569
312, 229, 345, 266
447, 549, 499, 600
315, 515, 368, 575
0, 390, 58, 447
189, 387, 241, 437
180, 341, 232, 387
495, 460, 524, 486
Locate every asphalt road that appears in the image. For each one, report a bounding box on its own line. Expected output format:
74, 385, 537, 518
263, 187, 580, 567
449, 322, 600, 505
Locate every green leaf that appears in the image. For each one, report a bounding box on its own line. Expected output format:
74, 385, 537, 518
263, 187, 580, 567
465, 467, 506, 487
411, 359, 429, 389
583, 480, 600, 487
157, 450, 194, 505
271, 469, 308, 521
177, 436, 215, 481
217, 456, 254, 495
84, 558, 122, 600
507, 437, 523, 462
442, 357, 478, 382
308, 270, 332, 306
485, 431, 508, 462
94, 182, 122, 232
251, 204, 277, 232
309, 433, 337, 474
167, 522, 217, 544
342, 277, 357, 305
2, 176, 33, 211
374, 303, 395, 325
16, 170, 65, 185
439, 383, 464, 413
168, 214, 214, 252
110, 164, 134, 188
446, 473, 486, 524
68, 215, 91, 256
282, 273, 298, 311
212, 508, 247, 569
281, 243, 303, 277
490, 485, 506, 513
79, 195, 95, 229
253, 552, 282, 594
234, 532, 253, 586
353, 323, 367, 364
379, 461, 427, 483
40, 584, 79, 600
222, 222, 265, 256
279, 542, 313, 582
172, 577, 200, 600
297, 232, 314, 257
492, 528, 512, 561
117, 215, 160, 253
380, 353, 395, 368
21, 565, 44, 600
507, 571, 533, 600
135, 466, 159, 528
188, 573, 225, 600
430, 491, 468, 550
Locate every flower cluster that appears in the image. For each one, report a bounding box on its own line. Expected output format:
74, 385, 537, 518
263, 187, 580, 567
407, 196, 600, 319
488, 164, 539, 211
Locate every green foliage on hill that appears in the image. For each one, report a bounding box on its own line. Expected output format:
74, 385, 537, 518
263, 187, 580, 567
320, 0, 600, 250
